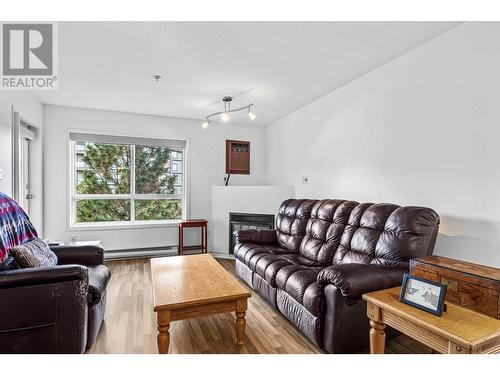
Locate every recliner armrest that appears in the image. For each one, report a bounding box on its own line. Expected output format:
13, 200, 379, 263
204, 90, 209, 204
317, 263, 405, 299
234, 229, 277, 245
50, 244, 104, 266
0, 265, 88, 289
0, 265, 89, 353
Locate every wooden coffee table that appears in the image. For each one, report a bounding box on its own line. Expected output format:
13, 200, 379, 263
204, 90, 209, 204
150, 254, 251, 354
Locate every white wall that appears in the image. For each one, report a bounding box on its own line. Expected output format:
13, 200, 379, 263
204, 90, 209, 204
0, 92, 44, 233
265, 22, 500, 268
43, 105, 267, 251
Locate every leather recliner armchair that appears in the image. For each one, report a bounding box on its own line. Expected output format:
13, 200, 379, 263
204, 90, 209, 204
234, 199, 439, 353
0, 243, 110, 353
0, 193, 110, 356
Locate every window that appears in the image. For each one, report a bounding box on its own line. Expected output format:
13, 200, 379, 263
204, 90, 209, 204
69, 133, 187, 227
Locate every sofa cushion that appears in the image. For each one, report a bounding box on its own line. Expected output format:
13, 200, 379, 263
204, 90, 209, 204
276, 264, 323, 316
0, 192, 38, 262
10, 239, 57, 268
276, 199, 317, 253
234, 242, 270, 264
247, 251, 273, 271
264, 245, 293, 256
278, 253, 322, 267
333, 204, 440, 268
87, 264, 111, 306
234, 242, 292, 267
299, 200, 359, 265
253, 255, 293, 287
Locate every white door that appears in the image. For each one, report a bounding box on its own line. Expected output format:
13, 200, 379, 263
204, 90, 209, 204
12, 108, 36, 215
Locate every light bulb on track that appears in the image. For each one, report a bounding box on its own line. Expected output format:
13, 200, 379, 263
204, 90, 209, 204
248, 111, 256, 120
201, 121, 209, 129
221, 112, 230, 122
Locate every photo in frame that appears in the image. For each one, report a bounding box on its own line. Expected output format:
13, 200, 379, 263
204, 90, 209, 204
399, 273, 447, 316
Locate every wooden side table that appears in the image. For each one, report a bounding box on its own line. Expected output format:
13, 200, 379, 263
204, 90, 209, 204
362, 287, 500, 354
178, 219, 208, 255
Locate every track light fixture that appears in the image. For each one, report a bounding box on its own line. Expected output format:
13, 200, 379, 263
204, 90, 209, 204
201, 96, 255, 129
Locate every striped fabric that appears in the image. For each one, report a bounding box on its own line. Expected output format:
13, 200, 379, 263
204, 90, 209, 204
0, 193, 38, 262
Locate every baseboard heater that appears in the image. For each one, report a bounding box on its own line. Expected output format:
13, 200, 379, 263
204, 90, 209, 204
104, 246, 178, 261
104, 246, 236, 261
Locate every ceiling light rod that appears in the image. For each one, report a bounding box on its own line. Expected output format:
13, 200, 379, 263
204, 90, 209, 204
202, 96, 256, 129
205, 99, 254, 122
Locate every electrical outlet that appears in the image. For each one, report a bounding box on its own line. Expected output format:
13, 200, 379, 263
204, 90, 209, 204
301, 176, 309, 184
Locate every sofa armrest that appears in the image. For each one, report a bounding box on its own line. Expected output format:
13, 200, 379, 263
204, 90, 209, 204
50, 244, 104, 266
234, 229, 277, 245
0, 265, 88, 289
317, 263, 405, 299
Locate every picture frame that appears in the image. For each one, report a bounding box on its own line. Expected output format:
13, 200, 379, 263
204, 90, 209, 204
399, 273, 448, 316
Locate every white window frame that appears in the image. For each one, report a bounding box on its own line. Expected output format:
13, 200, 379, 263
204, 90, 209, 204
68, 135, 188, 230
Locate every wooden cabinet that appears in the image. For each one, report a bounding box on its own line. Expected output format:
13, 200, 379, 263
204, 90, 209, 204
225, 140, 250, 174
410, 256, 500, 319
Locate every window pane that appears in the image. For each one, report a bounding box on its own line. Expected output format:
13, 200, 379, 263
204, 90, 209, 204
135, 199, 182, 221
75, 141, 131, 194
76, 199, 131, 223
135, 146, 182, 194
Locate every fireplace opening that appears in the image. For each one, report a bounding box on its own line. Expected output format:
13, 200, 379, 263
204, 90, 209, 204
229, 212, 275, 254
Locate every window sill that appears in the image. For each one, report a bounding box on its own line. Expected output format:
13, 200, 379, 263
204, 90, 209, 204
68, 220, 182, 231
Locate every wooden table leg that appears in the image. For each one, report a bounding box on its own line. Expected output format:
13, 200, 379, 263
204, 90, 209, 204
204, 224, 208, 253
157, 310, 171, 354
179, 226, 183, 255
200, 225, 205, 253
369, 319, 386, 354
235, 299, 247, 346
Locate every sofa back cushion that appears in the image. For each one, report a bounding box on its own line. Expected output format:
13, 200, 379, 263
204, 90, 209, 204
299, 200, 359, 266
297, 200, 440, 268
333, 203, 440, 268
0, 193, 38, 262
276, 199, 317, 252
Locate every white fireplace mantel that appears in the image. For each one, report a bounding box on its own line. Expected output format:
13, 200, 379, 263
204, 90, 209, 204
210, 185, 295, 254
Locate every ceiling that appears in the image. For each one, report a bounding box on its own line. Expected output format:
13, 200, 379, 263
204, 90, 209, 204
34, 22, 461, 126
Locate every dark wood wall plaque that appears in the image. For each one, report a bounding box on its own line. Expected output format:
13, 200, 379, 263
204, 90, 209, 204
226, 140, 250, 174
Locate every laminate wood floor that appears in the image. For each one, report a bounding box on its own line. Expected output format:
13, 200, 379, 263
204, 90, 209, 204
87, 257, 432, 354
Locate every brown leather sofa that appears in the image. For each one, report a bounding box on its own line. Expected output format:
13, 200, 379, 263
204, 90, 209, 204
0, 243, 110, 353
234, 199, 439, 353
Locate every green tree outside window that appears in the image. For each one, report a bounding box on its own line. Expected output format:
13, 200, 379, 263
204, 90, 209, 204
75, 142, 182, 223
